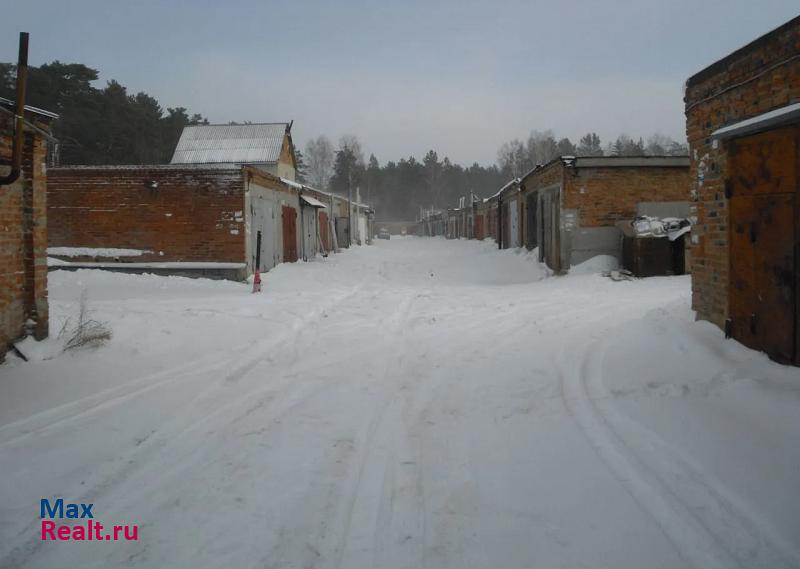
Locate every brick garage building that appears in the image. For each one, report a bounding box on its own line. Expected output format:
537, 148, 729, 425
0, 98, 57, 360
47, 165, 306, 279
516, 156, 690, 272
685, 15, 800, 364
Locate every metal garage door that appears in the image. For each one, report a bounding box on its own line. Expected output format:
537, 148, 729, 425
251, 194, 278, 271
509, 198, 519, 248
282, 206, 298, 263
526, 192, 538, 250
728, 126, 798, 364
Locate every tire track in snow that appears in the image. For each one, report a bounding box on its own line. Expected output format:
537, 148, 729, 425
328, 291, 421, 569
559, 334, 799, 569
0, 283, 369, 568
0, 284, 366, 450
581, 336, 800, 569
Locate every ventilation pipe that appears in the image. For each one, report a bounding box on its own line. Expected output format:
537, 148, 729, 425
0, 32, 29, 187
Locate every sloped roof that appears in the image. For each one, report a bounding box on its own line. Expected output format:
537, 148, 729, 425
0, 96, 59, 119
171, 123, 289, 165
486, 178, 520, 201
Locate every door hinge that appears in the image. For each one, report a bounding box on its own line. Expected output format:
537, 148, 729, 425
724, 318, 732, 339
724, 179, 733, 199
749, 222, 757, 244
750, 313, 757, 335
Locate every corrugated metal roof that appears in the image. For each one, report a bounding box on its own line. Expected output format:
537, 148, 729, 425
170, 123, 288, 165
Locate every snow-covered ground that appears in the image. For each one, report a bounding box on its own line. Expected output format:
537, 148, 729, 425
1, 237, 799, 569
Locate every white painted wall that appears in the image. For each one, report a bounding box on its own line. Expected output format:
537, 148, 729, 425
247, 180, 300, 271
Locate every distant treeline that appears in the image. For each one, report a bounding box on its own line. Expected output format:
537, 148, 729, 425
304, 128, 687, 221
302, 135, 509, 222
0, 61, 208, 165
495, 130, 688, 179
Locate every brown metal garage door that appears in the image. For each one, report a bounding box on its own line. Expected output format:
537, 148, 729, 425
475, 214, 484, 240
728, 126, 798, 364
282, 205, 298, 263
319, 211, 330, 253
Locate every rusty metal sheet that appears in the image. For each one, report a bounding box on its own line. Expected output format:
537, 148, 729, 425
754, 193, 795, 362
728, 125, 798, 364
729, 196, 759, 351
319, 211, 330, 252
730, 126, 797, 197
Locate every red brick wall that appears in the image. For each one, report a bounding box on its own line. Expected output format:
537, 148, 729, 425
1, 119, 50, 360
685, 16, 800, 328
48, 166, 247, 263
520, 161, 562, 194
564, 166, 690, 227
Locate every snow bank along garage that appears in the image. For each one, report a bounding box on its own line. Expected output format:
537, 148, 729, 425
685, 15, 800, 365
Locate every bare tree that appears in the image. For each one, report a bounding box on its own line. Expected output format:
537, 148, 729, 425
526, 130, 559, 166
497, 139, 529, 177
645, 133, 671, 155
646, 133, 688, 156
339, 134, 365, 167
305, 135, 335, 190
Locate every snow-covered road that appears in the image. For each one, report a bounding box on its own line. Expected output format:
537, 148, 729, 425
1, 237, 799, 568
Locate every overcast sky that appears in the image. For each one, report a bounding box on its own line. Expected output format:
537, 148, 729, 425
4, 1, 799, 166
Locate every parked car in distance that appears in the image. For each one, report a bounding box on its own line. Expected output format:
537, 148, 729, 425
378, 228, 390, 240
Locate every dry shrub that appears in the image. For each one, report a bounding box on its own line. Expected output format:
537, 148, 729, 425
59, 289, 112, 351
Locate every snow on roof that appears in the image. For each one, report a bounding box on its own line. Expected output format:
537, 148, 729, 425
711, 102, 800, 139
51, 163, 240, 171
487, 178, 520, 200
572, 156, 689, 168
279, 177, 330, 198
171, 123, 288, 165
280, 177, 304, 190
48, 247, 151, 257
0, 96, 59, 119
300, 195, 327, 208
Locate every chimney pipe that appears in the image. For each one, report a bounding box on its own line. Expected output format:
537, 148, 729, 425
0, 32, 30, 187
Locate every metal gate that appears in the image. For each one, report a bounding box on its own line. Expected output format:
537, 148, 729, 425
475, 214, 484, 240
281, 205, 298, 263
539, 188, 561, 272
526, 191, 538, 250
728, 126, 798, 364
500, 202, 508, 248
251, 194, 278, 271
319, 211, 330, 252
335, 217, 350, 248
508, 199, 519, 248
